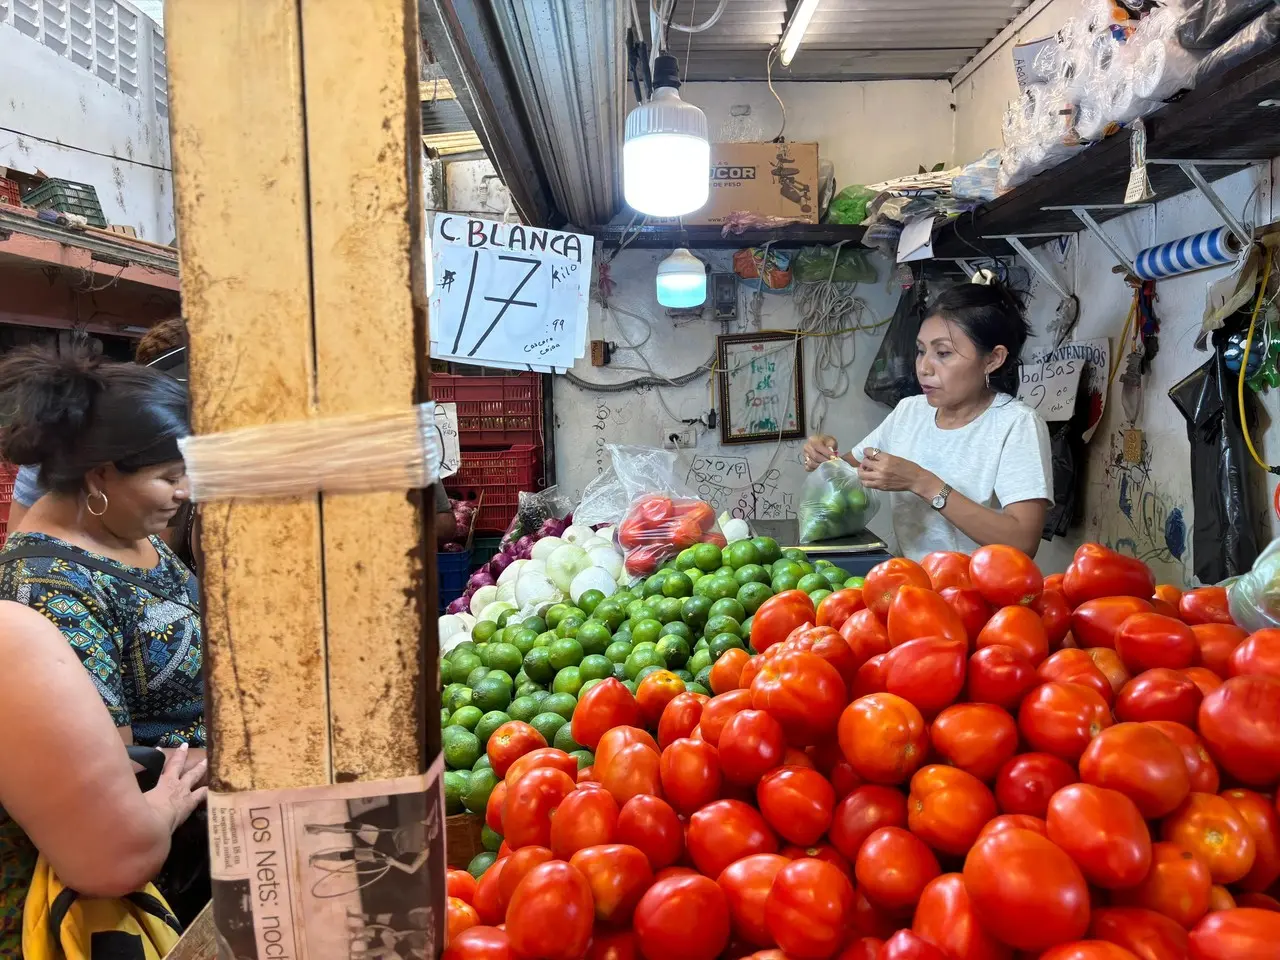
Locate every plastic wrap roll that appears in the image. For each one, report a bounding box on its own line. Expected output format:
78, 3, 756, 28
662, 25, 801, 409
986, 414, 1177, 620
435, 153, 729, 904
1074, 99, 1108, 141
1131, 35, 1202, 100
1134, 227, 1244, 281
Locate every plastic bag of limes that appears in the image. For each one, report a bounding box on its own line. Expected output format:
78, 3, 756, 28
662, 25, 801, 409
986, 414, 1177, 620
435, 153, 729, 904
797, 458, 881, 544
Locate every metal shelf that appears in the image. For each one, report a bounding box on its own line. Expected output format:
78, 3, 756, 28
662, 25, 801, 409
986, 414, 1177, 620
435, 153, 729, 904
587, 222, 867, 250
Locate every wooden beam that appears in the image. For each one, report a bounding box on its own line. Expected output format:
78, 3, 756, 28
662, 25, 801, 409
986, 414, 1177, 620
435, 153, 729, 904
420, 77, 459, 101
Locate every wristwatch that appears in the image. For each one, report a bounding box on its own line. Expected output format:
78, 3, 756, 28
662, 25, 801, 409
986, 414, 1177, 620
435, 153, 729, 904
930, 483, 952, 511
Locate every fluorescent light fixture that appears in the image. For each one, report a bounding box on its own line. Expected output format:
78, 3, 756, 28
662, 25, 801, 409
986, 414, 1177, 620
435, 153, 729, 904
656, 248, 707, 308
779, 0, 823, 67
624, 55, 710, 217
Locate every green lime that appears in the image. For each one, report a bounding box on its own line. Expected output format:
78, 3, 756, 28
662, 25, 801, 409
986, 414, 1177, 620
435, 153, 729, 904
734, 564, 769, 586
809, 589, 832, 607
554, 722, 585, 753
440, 659, 454, 686
742, 617, 754, 641
450, 705, 483, 730
463, 766, 500, 813
486, 643, 523, 676
772, 560, 803, 581
797, 573, 830, 594
577, 621, 613, 657
751, 537, 781, 564
442, 684, 473, 713
687, 681, 710, 696
782, 548, 807, 563
524, 615, 548, 635
708, 598, 747, 623
846, 577, 866, 590
444, 770, 468, 813
552, 666, 583, 696
451, 640, 478, 657
772, 572, 801, 593
725, 540, 762, 569
814, 558, 834, 569
823, 570, 847, 589
570, 749, 595, 770
471, 621, 497, 644
541, 692, 577, 721
580, 654, 615, 681
473, 754, 492, 771
622, 599, 649, 622
688, 648, 713, 675
694, 637, 709, 652
704, 615, 741, 638
534, 631, 556, 648
579, 677, 603, 697
441, 707, 453, 727
548, 637, 585, 671
613, 625, 633, 645
737, 582, 774, 614
654, 597, 684, 624
692, 543, 723, 572
464, 666, 489, 688
443, 726, 482, 770
605, 640, 633, 664
675, 669, 694, 683
578, 589, 606, 614
508, 695, 542, 723
500, 608, 522, 628
631, 618, 662, 645
481, 824, 503, 852
622, 680, 638, 695
643, 572, 669, 598
703, 577, 739, 602
709, 633, 746, 658
530, 711, 568, 742
686, 569, 704, 586
523, 647, 556, 684
635, 664, 664, 683
508, 628, 539, 656
660, 621, 692, 642
468, 851, 497, 879
675, 548, 698, 570
545, 604, 572, 628
694, 665, 713, 689
612, 589, 636, 604
681, 595, 712, 632
474, 710, 509, 744
451, 651, 482, 678
656, 635, 691, 669
632, 641, 658, 658
515, 680, 542, 700
471, 675, 512, 713
613, 662, 628, 680
556, 617, 585, 640
662, 572, 693, 599
624, 646, 665, 680
593, 601, 626, 631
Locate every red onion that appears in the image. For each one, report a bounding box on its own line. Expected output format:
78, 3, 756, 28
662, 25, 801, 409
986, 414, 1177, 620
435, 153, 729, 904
490, 553, 513, 575
515, 535, 536, 556
445, 596, 469, 615
469, 570, 496, 588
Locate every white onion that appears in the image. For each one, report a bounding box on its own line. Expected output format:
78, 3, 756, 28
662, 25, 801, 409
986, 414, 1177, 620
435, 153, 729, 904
531, 536, 564, 561
469, 585, 498, 617
547, 543, 592, 592
515, 570, 562, 609
722, 518, 751, 544
596, 526, 616, 544
585, 542, 623, 580
497, 559, 527, 586
496, 581, 517, 605
562, 524, 596, 546
438, 614, 469, 645
570, 566, 619, 605
441, 629, 471, 656
455, 612, 476, 631
478, 600, 515, 624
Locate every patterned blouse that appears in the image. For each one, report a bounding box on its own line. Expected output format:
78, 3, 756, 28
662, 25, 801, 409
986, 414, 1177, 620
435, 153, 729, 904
0, 531, 204, 954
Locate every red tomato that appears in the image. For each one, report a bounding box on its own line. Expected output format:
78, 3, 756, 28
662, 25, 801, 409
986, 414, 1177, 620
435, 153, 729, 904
1230, 629, 1280, 679
921, 551, 973, 590
757, 765, 836, 846
1114, 668, 1202, 725
504, 861, 593, 960
803, 625, 862, 693
472, 857, 508, 924
1078, 723, 1189, 819
598, 740, 663, 805
1040, 649, 1115, 705
880, 930, 948, 960
851, 653, 890, 698
751, 651, 846, 746
828, 784, 909, 862
1162, 792, 1257, 885
838, 693, 928, 785
1154, 584, 1183, 606
639, 669, 689, 723
701, 689, 754, 746
497, 846, 556, 913
1188, 908, 1280, 960
1115, 614, 1197, 673
817, 589, 865, 631
1179, 587, 1232, 626
718, 854, 790, 947
970, 544, 1043, 608
448, 896, 480, 943
976, 813, 1047, 842
568, 843, 653, 925
550, 787, 619, 859
633, 873, 731, 960
883, 636, 967, 716
595, 726, 660, 771
616, 795, 684, 870
907, 764, 998, 857
962, 827, 1091, 951
778, 842, 852, 878
995, 752, 1078, 817
1237, 893, 1280, 911
1198, 675, 1280, 788
977, 605, 1050, 665
448, 868, 479, 904
841, 609, 892, 667
502, 767, 575, 849
719, 709, 788, 786
838, 939, 886, 960
764, 858, 856, 958
1046, 783, 1152, 889
658, 692, 706, 749
1112, 841, 1211, 928
1090, 906, 1189, 960
1191, 623, 1246, 678
935, 586, 991, 647
444, 926, 512, 960
855, 826, 941, 911
687, 799, 778, 879
851, 887, 900, 940
863, 558, 933, 618
1019, 681, 1113, 762
1063, 543, 1156, 607
1087, 647, 1132, 694
586, 929, 639, 960
913, 873, 1012, 960
886, 586, 969, 648
486, 721, 548, 777
966, 644, 1038, 710
504, 747, 579, 788
1183, 667, 1224, 697
752, 591, 817, 653
1072, 597, 1154, 650
1035, 589, 1074, 651
572, 678, 642, 750
1208, 885, 1236, 911
1037, 944, 1143, 960
1146, 721, 1221, 794
707, 651, 749, 695
659, 738, 721, 816
1219, 788, 1280, 893
930, 702, 1019, 782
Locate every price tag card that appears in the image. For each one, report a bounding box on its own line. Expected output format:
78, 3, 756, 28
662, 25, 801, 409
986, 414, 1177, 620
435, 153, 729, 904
1018, 356, 1083, 421
433, 402, 460, 480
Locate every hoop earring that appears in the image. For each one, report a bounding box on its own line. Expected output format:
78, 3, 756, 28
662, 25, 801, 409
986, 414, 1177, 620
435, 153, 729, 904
985, 372, 991, 391
86, 491, 109, 517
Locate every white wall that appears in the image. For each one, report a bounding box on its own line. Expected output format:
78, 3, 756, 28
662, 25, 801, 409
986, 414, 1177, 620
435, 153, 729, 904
0, 3, 173, 241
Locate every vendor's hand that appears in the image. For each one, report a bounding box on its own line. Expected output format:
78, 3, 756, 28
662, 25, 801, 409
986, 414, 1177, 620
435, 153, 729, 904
857, 447, 932, 494
803, 435, 839, 472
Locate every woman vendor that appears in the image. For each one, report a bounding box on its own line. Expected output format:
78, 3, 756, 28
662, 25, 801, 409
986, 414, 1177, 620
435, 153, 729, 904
803, 279, 1053, 561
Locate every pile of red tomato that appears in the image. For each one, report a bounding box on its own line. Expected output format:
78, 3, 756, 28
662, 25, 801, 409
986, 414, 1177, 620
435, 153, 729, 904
618, 495, 724, 577
443, 542, 1280, 960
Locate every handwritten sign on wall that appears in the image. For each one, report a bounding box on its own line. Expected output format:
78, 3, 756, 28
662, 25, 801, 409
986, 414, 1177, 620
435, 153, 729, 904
1022, 338, 1111, 439
433, 401, 461, 480
429, 215, 593, 372
717, 332, 806, 445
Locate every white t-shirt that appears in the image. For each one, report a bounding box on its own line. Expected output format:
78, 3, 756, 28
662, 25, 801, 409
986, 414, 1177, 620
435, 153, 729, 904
853, 394, 1053, 561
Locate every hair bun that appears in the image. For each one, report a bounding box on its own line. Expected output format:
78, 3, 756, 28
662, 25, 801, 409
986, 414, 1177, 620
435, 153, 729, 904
0, 345, 106, 466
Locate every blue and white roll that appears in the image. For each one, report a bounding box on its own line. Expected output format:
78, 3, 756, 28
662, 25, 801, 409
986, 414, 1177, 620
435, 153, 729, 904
1134, 226, 1243, 282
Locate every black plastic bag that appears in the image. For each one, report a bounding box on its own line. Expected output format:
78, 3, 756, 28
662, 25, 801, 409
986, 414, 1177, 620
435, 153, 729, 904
1168, 330, 1261, 585
865, 270, 928, 407
1178, 0, 1278, 50
1042, 365, 1090, 541
1192, 8, 1280, 85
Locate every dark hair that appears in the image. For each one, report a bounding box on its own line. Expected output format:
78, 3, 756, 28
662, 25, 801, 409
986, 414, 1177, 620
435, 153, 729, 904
0, 345, 189, 494
925, 281, 1031, 395
134, 317, 187, 366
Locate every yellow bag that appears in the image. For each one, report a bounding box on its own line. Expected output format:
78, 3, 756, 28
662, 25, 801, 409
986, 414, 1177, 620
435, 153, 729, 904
23, 855, 182, 960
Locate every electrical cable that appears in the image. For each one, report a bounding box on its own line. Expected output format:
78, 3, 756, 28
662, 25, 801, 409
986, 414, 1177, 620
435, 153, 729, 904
0, 125, 173, 172
1238, 249, 1278, 476
766, 46, 788, 141
656, 0, 729, 34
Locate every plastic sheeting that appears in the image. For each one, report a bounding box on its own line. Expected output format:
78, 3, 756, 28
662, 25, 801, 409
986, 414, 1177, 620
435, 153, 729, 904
1168, 331, 1262, 585
1178, 0, 1279, 50
1193, 7, 1280, 86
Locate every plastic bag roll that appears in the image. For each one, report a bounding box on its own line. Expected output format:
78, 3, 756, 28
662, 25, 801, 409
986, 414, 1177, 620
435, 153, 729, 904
1132, 36, 1202, 100
1134, 226, 1244, 281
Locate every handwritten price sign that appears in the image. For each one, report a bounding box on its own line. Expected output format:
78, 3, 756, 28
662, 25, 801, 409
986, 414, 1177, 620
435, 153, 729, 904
1018, 358, 1082, 421
433, 402, 461, 480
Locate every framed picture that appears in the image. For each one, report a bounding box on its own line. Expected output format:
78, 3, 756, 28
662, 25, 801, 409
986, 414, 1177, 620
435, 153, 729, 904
717, 332, 805, 445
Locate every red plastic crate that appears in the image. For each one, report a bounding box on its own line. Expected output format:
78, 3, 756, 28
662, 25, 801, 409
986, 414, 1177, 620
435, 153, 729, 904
0, 462, 18, 548
0, 178, 19, 207
431, 373, 542, 447
444, 445, 540, 533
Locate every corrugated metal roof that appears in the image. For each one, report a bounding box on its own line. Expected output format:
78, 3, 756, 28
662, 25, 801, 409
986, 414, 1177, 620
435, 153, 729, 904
657, 0, 1031, 81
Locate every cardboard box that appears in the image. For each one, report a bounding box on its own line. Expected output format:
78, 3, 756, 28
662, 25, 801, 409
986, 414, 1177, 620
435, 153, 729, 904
687, 141, 819, 226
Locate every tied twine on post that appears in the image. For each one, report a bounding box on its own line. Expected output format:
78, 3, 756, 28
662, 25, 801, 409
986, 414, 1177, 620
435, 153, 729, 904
178, 405, 444, 503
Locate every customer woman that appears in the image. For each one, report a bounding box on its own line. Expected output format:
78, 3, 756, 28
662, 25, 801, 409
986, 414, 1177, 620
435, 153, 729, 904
803, 280, 1052, 560
0, 600, 207, 954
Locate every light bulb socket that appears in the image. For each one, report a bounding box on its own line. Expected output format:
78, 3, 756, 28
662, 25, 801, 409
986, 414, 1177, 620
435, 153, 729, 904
652, 54, 682, 90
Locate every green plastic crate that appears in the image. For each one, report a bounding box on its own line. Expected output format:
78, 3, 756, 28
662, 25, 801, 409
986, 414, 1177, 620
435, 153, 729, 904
24, 178, 107, 227
471, 536, 502, 571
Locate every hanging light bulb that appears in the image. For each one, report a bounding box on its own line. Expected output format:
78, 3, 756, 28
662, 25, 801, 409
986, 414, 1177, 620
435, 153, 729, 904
624, 54, 709, 217
656, 248, 706, 308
